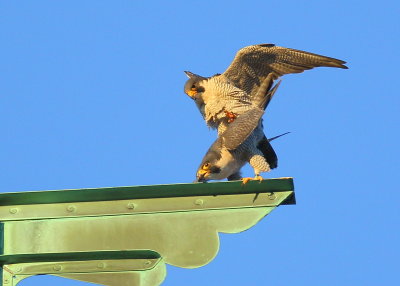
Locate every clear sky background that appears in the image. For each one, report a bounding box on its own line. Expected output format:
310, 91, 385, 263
1, 1, 399, 285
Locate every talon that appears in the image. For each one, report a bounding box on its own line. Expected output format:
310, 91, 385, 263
241, 177, 253, 185
242, 175, 263, 185
255, 175, 263, 183
224, 110, 237, 123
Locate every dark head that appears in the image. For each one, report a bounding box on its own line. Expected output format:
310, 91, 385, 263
183, 71, 206, 99
194, 141, 224, 182
195, 161, 222, 182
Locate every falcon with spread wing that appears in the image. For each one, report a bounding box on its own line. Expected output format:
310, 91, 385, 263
184, 44, 347, 134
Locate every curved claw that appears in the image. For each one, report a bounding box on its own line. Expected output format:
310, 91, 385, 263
241, 177, 253, 185
241, 175, 264, 185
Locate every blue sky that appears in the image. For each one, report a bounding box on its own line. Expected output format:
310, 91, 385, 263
1, 1, 399, 285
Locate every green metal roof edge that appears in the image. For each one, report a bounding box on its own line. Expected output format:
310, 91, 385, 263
0, 177, 295, 206
0, 250, 160, 265
0, 223, 3, 256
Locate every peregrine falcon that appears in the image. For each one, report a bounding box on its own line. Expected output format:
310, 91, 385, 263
184, 44, 348, 133
194, 75, 284, 183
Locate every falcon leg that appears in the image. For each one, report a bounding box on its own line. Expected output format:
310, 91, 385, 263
254, 174, 263, 183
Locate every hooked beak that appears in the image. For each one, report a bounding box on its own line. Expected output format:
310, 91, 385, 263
187, 89, 197, 98
194, 169, 209, 183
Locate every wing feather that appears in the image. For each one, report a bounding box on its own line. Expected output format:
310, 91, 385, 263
222, 44, 348, 96
221, 109, 264, 150
222, 76, 282, 150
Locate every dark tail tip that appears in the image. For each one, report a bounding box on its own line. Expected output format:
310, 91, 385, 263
268, 132, 291, 142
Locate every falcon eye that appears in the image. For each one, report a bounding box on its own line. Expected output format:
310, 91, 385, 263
191, 84, 196, 89
202, 163, 210, 170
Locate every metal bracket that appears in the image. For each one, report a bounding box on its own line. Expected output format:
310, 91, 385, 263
0, 178, 295, 285
1, 250, 165, 286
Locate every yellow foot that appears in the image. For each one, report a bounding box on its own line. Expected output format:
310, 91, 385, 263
224, 110, 237, 123
241, 175, 264, 185
254, 175, 263, 183
241, 177, 253, 185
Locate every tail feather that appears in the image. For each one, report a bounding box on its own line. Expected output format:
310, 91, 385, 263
257, 136, 278, 169
267, 131, 290, 142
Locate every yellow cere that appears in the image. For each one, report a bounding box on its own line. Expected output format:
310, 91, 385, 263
198, 169, 209, 175
187, 88, 197, 97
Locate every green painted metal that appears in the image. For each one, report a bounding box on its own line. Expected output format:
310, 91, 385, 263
0, 223, 3, 255
0, 178, 295, 206
0, 222, 3, 285
1, 250, 166, 286
0, 250, 159, 265
0, 223, 4, 285
0, 178, 295, 285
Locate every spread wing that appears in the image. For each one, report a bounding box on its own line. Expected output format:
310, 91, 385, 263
222, 44, 348, 96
